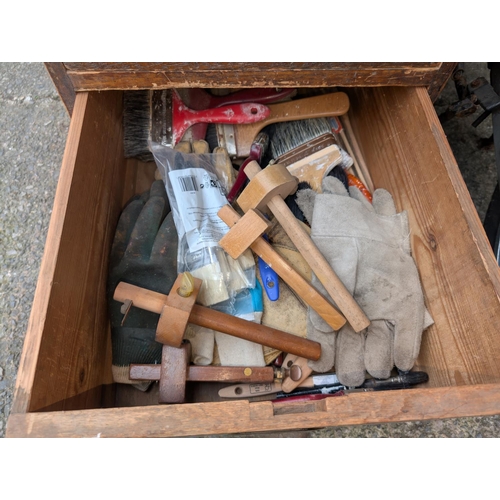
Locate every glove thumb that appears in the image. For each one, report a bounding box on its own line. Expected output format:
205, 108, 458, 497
306, 314, 337, 373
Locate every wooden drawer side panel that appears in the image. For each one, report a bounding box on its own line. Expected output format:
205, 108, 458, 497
346, 86, 500, 388
11, 91, 126, 414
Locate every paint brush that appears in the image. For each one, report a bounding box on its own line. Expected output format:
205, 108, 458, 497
178, 88, 296, 142
269, 117, 343, 192
206, 92, 350, 159
123, 89, 270, 161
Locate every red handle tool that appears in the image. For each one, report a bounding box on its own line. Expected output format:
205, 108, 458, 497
170, 89, 270, 146
180, 88, 296, 142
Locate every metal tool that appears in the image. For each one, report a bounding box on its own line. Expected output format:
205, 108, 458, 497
219, 370, 429, 400
218, 372, 341, 398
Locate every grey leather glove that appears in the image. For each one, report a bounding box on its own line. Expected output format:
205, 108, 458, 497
296, 176, 433, 387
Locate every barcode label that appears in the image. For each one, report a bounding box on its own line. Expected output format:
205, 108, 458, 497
178, 175, 198, 192
168, 167, 229, 253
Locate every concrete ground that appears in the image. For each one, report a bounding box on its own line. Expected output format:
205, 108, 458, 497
1, 62, 499, 438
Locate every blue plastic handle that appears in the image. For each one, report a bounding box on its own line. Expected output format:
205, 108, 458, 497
258, 234, 279, 301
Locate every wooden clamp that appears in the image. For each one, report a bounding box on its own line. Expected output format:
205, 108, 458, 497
113, 273, 322, 361
217, 205, 346, 331
129, 343, 276, 403
237, 160, 370, 333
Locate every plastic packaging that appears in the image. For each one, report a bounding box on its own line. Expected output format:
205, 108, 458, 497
150, 141, 255, 309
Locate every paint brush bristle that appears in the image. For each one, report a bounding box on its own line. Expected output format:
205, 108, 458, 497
123, 90, 153, 162
270, 117, 333, 160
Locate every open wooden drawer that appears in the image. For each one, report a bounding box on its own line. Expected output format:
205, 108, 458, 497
6, 81, 500, 437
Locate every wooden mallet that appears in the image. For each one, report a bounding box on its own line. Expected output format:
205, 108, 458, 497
218, 204, 347, 331
235, 160, 370, 333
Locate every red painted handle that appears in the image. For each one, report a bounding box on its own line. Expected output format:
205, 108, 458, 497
227, 136, 268, 202
347, 173, 373, 203
172, 90, 270, 145
182, 88, 296, 142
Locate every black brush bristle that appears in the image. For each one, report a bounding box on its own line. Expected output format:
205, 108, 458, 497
205, 123, 219, 151
123, 90, 153, 161
284, 181, 312, 223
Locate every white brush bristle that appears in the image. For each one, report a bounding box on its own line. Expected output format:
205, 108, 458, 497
270, 117, 332, 159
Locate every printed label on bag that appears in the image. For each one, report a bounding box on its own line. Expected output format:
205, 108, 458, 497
169, 167, 229, 252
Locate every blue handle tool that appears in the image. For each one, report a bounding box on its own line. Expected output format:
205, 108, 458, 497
258, 233, 279, 301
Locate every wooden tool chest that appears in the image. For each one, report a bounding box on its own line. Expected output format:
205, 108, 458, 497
7, 62, 500, 438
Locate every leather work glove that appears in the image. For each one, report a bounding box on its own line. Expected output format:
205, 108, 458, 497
107, 179, 178, 388
296, 176, 434, 387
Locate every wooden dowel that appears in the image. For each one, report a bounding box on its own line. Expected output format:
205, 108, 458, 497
341, 114, 375, 193
190, 305, 321, 360
338, 127, 369, 188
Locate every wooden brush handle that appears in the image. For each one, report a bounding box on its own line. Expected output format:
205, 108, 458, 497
233, 92, 350, 158
244, 161, 370, 333
259, 92, 350, 124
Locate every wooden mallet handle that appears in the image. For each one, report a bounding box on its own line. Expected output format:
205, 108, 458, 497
218, 205, 347, 331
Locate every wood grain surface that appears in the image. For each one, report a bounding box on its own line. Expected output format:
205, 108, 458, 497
129, 363, 275, 383
113, 281, 323, 361
9, 79, 500, 438
60, 63, 455, 96
10, 91, 125, 414
7, 383, 500, 437
44, 63, 456, 118
44, 63, 76, 115
218, 205, 347, 331
241, 161, 370, 333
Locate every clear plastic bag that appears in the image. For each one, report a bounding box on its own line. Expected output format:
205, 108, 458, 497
150, 141, 255, 309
